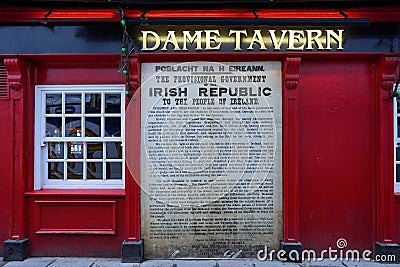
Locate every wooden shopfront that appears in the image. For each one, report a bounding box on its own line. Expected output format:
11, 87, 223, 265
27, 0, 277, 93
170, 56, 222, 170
0, 0, 399, 263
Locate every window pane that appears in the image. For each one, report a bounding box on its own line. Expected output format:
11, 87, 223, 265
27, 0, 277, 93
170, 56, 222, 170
46, 94, 62, 114
398, 117, 400, 138
85, 93, 101, 114
65, 94, 81, 114
396, 146, 400, 161
397, 98, 400, 113
65, 117, 82, 137
85, 117, 101, 137
105, 94, 121, 113
106, 142, 122, 159
87, 142, 103, 159
87, 162, 103, 179
67, 162, 83, 179
48, 142, 64, 159
105, 117, 121, 137
106, 162, 122, 179
396, 164, 400, 183
48, 162, 64, 179
68, 142, 83, 159
46, 117, 62, 137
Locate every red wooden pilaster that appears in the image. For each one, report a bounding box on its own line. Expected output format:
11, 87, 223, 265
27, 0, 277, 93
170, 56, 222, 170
4, 58, 28, 240
125, 56, 141, 241
376, 56, 398, 244
282, 56, 302, 245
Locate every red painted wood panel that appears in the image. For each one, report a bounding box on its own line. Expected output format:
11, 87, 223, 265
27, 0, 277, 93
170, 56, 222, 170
34, 201, 117, 235
376, 56, 398, 244
125, 57, 141, 241
33, 55, 123, 85
27, 197, 126, 257
0, 100, 12, 256
282, 56, 301, 243
298, 59, 374, 251
394, 199, 400, 244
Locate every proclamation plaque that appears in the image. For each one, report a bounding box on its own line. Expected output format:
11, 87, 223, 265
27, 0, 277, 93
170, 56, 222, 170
140, 61, 282, 258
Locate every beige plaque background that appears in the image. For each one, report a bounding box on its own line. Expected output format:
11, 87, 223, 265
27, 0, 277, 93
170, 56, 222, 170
140, 61, 282, 259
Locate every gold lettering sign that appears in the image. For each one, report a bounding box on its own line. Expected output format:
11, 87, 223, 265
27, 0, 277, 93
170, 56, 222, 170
140, 29, 344, 52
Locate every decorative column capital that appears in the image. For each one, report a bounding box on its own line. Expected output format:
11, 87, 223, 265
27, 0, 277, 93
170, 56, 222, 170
380, 56, 398, 91
128, 56, 140, 92
4, 58, 27, 92
284, 56, 301, 90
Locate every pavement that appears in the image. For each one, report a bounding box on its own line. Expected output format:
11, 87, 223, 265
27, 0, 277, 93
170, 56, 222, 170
0, 257, 398, 267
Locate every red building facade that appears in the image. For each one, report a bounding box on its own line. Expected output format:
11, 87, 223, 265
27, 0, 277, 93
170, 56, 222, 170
0, 0, 399, 263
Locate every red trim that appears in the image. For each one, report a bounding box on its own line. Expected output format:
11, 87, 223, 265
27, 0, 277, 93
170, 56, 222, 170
125, 56, 142, 241
375, 56, 398, 244
0, 6, 399, 23
140, 7, 400, 22
282, 56, 301, 243
4, 58, 29, 240
25, 189, 125, 197
134, 52, 392, 63
2, 53, 393, 64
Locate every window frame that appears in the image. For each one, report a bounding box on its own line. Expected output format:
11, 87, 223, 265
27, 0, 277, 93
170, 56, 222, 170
34, 84, 126, 190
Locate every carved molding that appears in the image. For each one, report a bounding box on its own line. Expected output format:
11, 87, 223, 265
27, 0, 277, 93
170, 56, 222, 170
284, 56, 301, 90
380, 56, 398, 91
4, 58, 27, 92
128, 57, 140, 92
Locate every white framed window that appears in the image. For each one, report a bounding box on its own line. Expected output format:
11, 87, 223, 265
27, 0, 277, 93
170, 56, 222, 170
34, 85, 125, 189
394, 84, 400, 193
